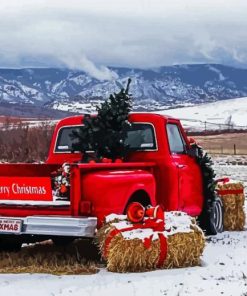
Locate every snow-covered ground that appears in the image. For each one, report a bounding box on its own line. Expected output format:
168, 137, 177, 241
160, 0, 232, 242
0, 157, 246, 296
158, 97, 247, 131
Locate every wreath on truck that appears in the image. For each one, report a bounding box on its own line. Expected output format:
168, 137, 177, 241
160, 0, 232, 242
191, 143, 224, 235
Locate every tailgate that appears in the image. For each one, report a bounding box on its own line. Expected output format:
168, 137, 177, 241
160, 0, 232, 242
0, 164, 71, 216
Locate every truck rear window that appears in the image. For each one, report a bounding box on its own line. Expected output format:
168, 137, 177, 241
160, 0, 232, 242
55, 123, 156, 152
55, 126, 82, 152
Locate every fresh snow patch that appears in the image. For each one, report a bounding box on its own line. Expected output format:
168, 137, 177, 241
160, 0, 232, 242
158, 97, 247, 131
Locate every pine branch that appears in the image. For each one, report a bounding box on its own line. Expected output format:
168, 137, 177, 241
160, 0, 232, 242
71, 79, 132, 162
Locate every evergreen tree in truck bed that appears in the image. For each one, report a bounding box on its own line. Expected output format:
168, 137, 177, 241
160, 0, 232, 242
71, 79, 132, 162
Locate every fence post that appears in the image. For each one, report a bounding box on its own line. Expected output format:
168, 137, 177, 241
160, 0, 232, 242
234, 144, 236, 155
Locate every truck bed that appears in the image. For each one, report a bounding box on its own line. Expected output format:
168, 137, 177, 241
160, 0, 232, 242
0, 162, 155, 212
0, 162, 155, 239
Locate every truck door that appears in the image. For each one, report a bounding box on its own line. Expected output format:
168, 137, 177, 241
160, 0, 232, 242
166, 123, 203, 216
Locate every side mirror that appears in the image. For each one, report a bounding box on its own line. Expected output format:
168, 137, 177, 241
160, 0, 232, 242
188, 137, 196, 146
187, 137, 199, 158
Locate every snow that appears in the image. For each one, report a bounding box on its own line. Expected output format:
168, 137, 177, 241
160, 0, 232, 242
158, 97, 247, 131
0, 157, 246, 296
108, 211, 199, 241
51, 101, 100, 113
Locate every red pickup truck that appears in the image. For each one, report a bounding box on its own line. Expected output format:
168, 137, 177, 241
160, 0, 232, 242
0, 113, 223, 250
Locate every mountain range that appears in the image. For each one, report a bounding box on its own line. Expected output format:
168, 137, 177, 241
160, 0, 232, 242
0, 64, 247, 117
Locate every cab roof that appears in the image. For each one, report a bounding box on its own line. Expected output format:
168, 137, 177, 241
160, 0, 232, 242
56, 112, 177, 128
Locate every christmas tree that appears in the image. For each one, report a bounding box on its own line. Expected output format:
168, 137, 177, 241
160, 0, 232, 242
71, 78, 132, 162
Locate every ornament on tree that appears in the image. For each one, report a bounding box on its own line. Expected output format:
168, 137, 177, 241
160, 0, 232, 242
71, 79, 132, 162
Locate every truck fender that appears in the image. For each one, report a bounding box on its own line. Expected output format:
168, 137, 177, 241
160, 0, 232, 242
123, 184, 156, 214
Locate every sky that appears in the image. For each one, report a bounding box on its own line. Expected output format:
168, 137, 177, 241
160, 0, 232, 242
0, 0, 247, 79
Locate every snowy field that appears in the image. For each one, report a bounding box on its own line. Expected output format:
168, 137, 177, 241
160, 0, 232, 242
0, 156, 246, 296
158, 97, 247, 131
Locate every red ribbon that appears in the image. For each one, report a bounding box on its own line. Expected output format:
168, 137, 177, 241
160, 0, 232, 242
103, 217, 167, 267
216, 177, 230, 184
216, 189, 243, 196
157, 233, 167, 268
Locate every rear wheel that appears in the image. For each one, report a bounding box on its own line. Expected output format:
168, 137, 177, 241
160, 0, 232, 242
0, 240, 22, 252
52, 237, 74, 246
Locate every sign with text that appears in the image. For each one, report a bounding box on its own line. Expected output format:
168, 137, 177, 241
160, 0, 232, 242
0, 177, 52, 201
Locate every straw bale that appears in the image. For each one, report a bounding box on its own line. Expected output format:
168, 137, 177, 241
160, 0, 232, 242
217, 181, 245, 231
97, 216, 205, 273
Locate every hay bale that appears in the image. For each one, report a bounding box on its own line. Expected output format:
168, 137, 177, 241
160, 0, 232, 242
0, 240, 99, 275
97, 212, 205, 273
216, 180, 246, 231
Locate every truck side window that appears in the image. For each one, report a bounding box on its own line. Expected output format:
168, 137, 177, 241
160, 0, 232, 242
166, 124, 185, 154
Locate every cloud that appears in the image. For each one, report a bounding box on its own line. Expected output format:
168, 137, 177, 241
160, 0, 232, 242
58, 54, 119, 81
0, 0, 247, 73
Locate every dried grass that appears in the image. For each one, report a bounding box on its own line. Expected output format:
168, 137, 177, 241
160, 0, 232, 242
0, 239, 100, 275
217, 182, 246, 231
97, 222, 205, 273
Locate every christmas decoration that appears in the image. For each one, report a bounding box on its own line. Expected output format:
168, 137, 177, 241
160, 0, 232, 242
51, 164, 71, 201
97, 208, 205, 273
216, 178, 245, 230
71, 79, 132, 162
193, 143, 218, 233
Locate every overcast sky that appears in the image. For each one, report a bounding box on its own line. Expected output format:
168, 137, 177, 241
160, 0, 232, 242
1, 0, 247, 78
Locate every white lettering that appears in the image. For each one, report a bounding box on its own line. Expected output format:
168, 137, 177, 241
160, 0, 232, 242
12, 184, 46, 195
0, 186, 10, 195
12, 183, 18, 194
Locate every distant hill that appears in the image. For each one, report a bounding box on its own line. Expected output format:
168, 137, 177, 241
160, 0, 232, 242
0, 64, 247, 116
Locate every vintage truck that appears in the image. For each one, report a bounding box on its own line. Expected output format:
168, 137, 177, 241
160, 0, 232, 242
0, 113, 223, 250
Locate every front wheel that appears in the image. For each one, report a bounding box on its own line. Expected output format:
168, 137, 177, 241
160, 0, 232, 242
199, 197, 224, 235
210, 197, 224, 234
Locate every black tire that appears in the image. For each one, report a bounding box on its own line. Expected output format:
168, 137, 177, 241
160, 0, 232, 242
198, 197, 224, 235
0, 241, 22, 252
210, 197, 224, 234
52, 237, 74, 246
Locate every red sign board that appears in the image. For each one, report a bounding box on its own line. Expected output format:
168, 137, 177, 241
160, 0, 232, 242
0, 177, 52, 201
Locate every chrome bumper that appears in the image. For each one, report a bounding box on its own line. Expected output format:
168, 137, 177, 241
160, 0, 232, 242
0, 216, 97, 237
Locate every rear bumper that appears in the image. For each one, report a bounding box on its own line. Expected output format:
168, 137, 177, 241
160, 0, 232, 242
0, 216, 97, 238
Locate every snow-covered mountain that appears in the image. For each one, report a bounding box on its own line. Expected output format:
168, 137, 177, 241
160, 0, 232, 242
0, 64, 247, 116
158, 97, 247, 131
